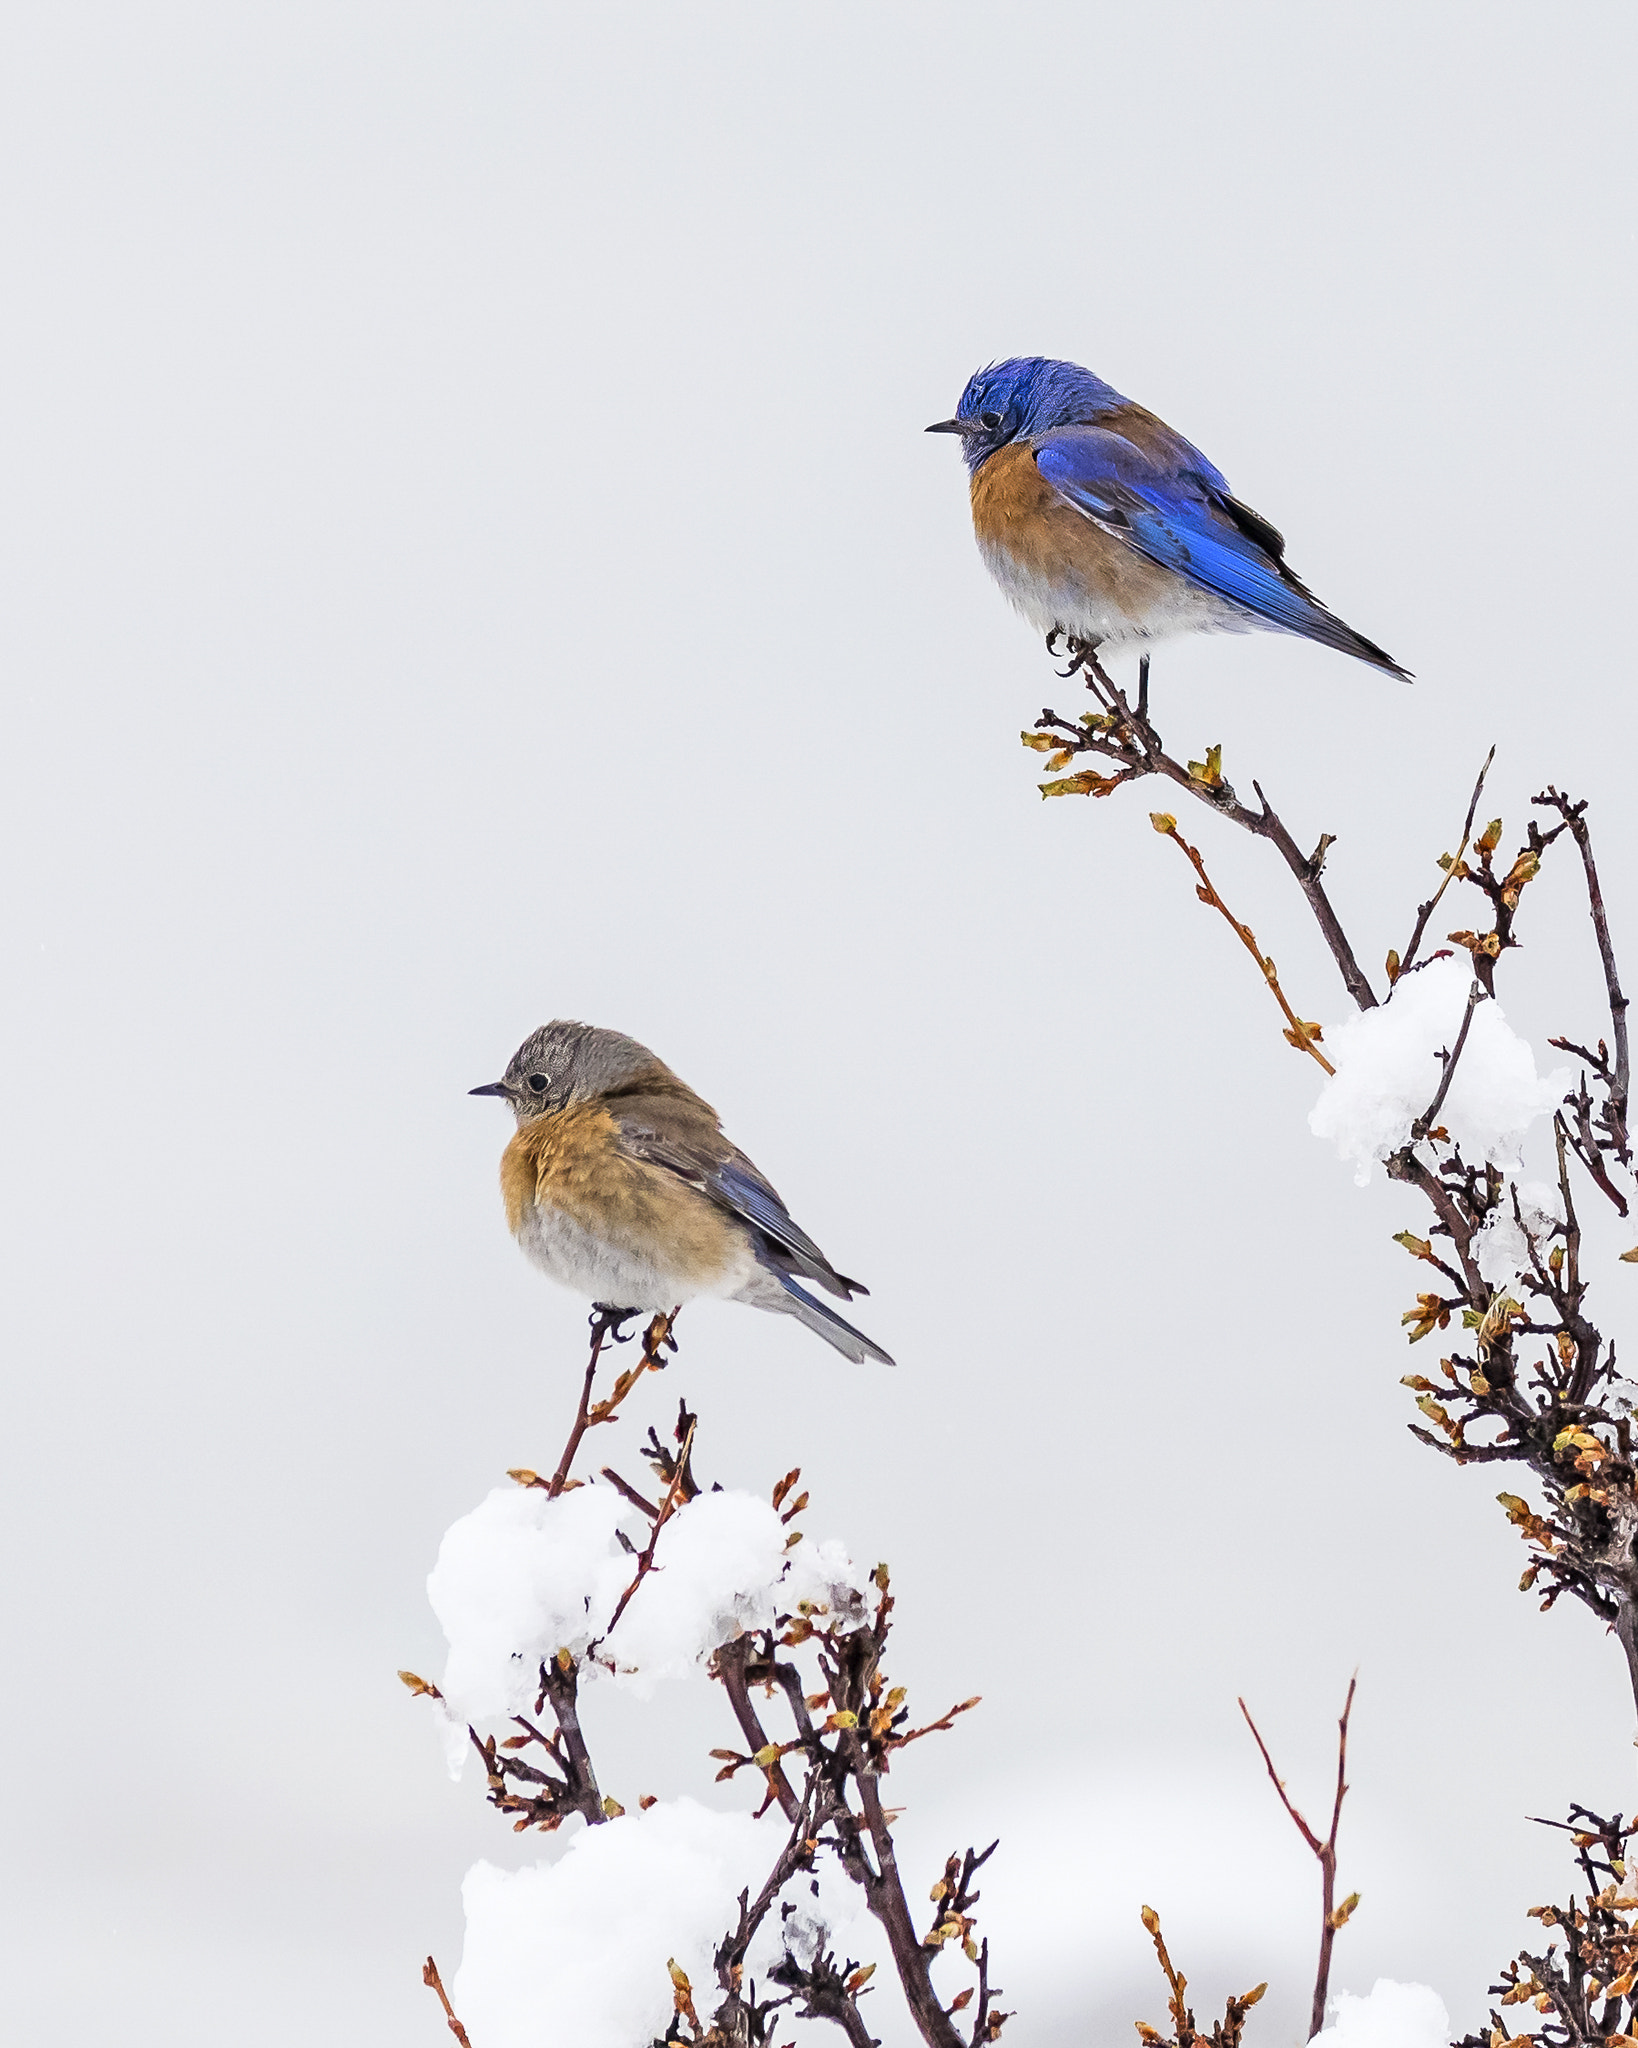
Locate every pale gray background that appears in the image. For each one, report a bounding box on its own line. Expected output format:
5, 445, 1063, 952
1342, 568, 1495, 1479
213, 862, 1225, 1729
3, 3, 1635, 2042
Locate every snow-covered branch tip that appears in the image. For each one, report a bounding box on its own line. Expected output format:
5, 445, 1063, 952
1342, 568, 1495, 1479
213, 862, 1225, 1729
406, 1321, 1004, 2048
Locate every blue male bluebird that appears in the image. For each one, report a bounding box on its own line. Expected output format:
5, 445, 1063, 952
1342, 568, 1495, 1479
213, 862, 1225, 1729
928, 357, 1407, 678
471, 1022, 894, 1366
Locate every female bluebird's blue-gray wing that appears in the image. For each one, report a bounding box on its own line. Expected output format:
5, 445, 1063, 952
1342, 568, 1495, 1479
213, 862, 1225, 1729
611, 1097, 865, 1302
1032, 425, 1409, 677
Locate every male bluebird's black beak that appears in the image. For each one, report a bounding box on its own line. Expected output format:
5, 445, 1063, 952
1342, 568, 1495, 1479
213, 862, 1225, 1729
469, 1081, 510, 1098
925, 416, 978, 436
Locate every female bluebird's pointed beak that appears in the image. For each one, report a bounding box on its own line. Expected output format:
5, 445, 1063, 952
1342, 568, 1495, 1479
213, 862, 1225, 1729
925, 417, 978, 436
469, 1081, 510, 1098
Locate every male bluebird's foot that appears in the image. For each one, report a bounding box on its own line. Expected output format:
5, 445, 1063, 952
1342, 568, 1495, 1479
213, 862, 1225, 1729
1054, 632, 1097, 681
1061, 635, 1119, 694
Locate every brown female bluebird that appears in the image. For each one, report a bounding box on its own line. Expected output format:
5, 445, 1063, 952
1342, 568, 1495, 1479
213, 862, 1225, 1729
471, 1022, 894, 1366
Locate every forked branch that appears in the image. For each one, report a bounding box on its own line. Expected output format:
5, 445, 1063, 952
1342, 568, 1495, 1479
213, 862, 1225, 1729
1239, 1677, 1358, 2038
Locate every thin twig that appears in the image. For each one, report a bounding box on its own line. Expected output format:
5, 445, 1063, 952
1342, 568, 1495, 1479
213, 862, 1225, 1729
1150, 813, 1336, 1074
602, 1413, 697, 1638
1396, 747, 1495, 980
547, 1308, 676, 1499
713, 1634, 802, 1823
423, 1956, 474, 2048
1239, 1677, 1358, 2039
1033, 660, 1379, 1010
1412, 976, 1488, 1141
1538, 787, 1632, 1174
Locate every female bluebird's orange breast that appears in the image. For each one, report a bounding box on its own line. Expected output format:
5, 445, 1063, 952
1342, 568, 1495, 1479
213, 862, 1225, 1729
499, 1103, 744, 1280
501, 1103, 624, 1234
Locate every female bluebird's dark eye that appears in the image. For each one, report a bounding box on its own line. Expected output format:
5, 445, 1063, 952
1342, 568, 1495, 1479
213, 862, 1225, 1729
526, 1072, 549, 1093
978, 408, 1003, 431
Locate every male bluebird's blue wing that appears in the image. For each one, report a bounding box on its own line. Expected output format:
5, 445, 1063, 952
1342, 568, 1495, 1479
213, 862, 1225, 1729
612, 1098, 864, 1302
1032, 425, 1408, 676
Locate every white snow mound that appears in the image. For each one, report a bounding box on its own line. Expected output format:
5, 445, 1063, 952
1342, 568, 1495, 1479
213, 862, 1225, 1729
453, 1798, 863, 2048
427, 1482, 867, 1761
1313, 1977, 1451, 2045
1310, 954, 1567, 1185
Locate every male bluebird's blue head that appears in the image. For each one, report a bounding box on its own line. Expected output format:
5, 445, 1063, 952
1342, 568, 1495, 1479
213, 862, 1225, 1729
926, 357, 1127, 472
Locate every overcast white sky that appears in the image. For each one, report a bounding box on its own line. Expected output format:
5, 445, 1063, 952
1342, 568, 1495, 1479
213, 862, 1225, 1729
3, 4, 1636, 2042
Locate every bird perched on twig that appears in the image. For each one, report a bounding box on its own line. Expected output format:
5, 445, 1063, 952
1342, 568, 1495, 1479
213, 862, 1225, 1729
929, 356, 1407, 680
471, 1022, 894, 1366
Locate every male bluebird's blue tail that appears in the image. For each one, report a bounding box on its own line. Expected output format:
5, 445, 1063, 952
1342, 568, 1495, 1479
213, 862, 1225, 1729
929, 356, 1408, 680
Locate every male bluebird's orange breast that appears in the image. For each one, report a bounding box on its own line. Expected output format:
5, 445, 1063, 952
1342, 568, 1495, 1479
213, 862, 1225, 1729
968, 437, 1181, 621
500, 1104, 745, 1282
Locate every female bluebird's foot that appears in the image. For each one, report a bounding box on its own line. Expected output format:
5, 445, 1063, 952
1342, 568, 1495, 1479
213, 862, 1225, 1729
589, 1304, 641, 1346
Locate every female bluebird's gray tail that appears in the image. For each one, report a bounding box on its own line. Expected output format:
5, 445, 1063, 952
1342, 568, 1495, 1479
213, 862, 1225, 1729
743, 1262, 896, 1366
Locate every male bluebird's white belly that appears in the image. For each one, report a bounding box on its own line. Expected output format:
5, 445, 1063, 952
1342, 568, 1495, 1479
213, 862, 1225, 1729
976, 530, 1254, 649
515, 1200, 760, 1311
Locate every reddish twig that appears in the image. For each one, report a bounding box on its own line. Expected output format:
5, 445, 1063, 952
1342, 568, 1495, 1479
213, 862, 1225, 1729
423, 1956, 474, 2048
1032, 653, 1379, 1011
1238, 1677, 1358, 2039
1149, 810, 1336, 1074
601, 1411, 696, 1639
1394, 746, 1495, 982
546, 1308, 677, 1500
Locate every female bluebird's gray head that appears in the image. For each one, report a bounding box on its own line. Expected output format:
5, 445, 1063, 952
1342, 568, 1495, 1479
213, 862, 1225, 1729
470, 1020, 671, 1123
926, 356, 1127, 471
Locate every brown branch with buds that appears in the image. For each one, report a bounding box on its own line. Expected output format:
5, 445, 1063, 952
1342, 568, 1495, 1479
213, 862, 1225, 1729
1026, 643, 1638, 2040
1029, 644, 1379, 1009
1134, 1905, 1267, 2048
1029, 649, 1638, 1709
707, 1553, 998, 2048
519, 1306, 679, 1502
1453, 1805, 1638, 2047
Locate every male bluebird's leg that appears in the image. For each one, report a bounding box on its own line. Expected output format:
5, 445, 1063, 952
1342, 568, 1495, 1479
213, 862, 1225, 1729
1137, 652, 1150, 721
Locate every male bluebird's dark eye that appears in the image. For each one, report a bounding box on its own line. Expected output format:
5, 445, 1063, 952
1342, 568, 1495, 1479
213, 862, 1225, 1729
526, 1072, 549, 1093
978, 408, 1003, 431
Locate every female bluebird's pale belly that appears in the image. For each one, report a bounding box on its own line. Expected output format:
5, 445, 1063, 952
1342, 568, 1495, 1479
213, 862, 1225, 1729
514, 1194, 760, 1311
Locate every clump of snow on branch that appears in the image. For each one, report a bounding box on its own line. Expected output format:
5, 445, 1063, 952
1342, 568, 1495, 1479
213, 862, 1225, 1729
1312, 1977, 1451, 2045
427, 1484, 631, 1730
1309, 954, 1568, 1186
454, 1797, 865, 2048
613, 1492, 864, 1689
427, 1482, 866, 1746
1473, 1180, 1562, 1291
